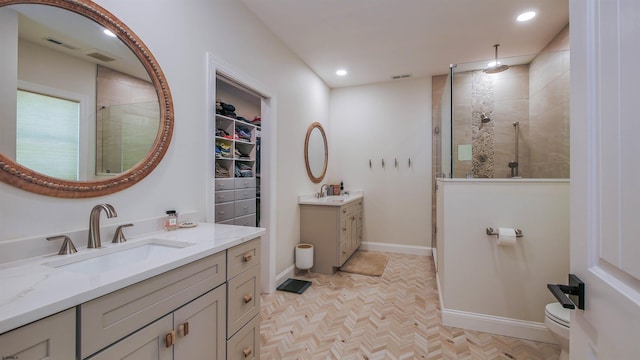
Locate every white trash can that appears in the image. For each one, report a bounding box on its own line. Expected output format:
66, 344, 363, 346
295, 243, 314, 276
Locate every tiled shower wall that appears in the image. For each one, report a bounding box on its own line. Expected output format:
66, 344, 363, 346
529, 25, 570, 178
451, 65, 531, 178
432, 24, 569, 180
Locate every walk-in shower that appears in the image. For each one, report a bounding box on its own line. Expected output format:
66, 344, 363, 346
436, 45, 570, 179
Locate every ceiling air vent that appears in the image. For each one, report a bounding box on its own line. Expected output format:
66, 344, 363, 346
44, 37, 78, 50
392, 74, 412, 80
86, 52, 115, 62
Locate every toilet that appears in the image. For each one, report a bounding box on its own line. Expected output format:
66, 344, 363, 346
545, 302, 570, 360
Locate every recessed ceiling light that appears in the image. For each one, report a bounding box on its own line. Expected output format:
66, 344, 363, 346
336, 69, 347, 76
517, 11, 536, 22
103, 29, 116, 37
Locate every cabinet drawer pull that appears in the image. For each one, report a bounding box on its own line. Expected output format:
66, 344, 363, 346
165, 330, 176, 347
178, 322, 190, 337
342, 227, 347, 231
243, 293, 253, 303
342, 209, 347, 214
243, 253, 253, 262
243, 347, 253, 357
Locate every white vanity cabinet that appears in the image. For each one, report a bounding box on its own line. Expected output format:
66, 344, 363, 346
0, 308, 75, 360
300, 199, 363, 274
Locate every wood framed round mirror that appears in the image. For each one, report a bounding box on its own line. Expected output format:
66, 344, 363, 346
0, 0, 173, 198
304, 122, 327, 184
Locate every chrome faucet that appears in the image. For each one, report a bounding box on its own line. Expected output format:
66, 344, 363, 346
88, 204, 118, 248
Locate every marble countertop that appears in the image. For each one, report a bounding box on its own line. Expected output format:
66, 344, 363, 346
0, 223, 265, 334
298, 191, 363, 206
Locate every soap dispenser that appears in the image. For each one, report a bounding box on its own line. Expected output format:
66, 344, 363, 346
340, 181, 344, 195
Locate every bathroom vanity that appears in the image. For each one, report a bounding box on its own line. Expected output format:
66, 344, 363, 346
299, 193, 363, 274
0, 223, 264, 360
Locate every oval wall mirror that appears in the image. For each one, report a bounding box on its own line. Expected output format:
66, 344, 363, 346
304, 122, 327, 184
0, 0, 173, 198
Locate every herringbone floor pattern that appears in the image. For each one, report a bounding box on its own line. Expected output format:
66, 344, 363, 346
260, 253, 560, 359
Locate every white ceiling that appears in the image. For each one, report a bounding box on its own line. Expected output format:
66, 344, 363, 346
241, 0, 569, 88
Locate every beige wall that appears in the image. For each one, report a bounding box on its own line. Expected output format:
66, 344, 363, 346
529, 25, 570, 178
329, 77, 432, 249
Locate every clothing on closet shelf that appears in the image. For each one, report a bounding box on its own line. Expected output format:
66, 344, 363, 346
215, 162, 229, 177
216, 100, 237, 118
215, 141, 231, 158
235, 128, 251, 141
234, 163, 253, 177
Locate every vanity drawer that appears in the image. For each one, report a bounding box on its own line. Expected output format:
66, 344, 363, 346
215, 202, 235, 221
215, 178, 235, 191
234, 198, 256, 218
340, 200, 362, 218
227, 315, 260, 360
215, 190, 234, 204
216, 218, 235, 225
234, 214, 257, 227
234, 178, 256, 189
234, 188, 256, 200
79, 252, 226, 358
227, 238, 260, 279
227, 265, 260, 337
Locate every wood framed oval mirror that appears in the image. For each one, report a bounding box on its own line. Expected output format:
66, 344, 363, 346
304, 122, 327, 184
0, 0, 173, 198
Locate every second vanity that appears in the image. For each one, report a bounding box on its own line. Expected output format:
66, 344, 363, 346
0, 223, 264, 360
299, 193, 363, 274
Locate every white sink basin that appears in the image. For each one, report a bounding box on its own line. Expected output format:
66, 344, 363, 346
44, 238, 194, 274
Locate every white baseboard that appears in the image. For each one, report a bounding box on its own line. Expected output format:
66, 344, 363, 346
360, 241, 432, 256
441, 308, 557, 344
275, 264, 296, 287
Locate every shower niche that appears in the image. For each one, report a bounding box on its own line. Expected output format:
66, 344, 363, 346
434, 25, 570, 180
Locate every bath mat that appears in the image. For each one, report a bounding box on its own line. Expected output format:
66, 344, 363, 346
340, 251, 389, 277
277, 278, 312, 294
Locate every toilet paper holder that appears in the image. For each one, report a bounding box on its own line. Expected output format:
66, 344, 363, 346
486, 227, 523, 237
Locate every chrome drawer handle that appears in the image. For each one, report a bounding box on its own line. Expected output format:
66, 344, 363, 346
243, 253, 253, 262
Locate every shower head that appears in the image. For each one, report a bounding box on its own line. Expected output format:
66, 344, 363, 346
483, 44, 509, 74
481, 113, 491, 123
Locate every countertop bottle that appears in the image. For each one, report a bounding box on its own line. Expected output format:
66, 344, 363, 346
164, 210, 178, 231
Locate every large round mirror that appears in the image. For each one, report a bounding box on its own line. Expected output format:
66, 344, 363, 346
0, 0, 173, 198
304, 122, 327, 184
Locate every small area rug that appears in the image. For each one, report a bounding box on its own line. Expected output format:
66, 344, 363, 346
339, 251, 389, 277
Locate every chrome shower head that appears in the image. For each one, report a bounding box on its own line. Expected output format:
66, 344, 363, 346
483, 44, 509, 74
481, 113, 491, 123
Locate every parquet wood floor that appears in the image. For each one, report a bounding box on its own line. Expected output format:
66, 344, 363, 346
260, 253, 560, 359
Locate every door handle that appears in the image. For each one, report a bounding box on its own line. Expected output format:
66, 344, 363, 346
547, 273, 585, 310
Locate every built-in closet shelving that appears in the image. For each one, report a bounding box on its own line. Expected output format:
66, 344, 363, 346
214, 77, 262, 227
